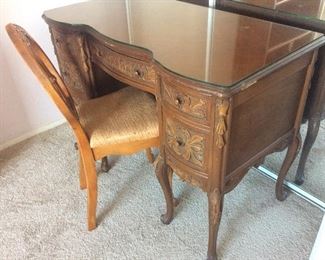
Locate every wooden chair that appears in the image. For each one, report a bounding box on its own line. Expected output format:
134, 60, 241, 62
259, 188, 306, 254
6, 23, 159, 230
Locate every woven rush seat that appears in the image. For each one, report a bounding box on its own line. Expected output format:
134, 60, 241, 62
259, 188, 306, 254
78, 87, 159, 149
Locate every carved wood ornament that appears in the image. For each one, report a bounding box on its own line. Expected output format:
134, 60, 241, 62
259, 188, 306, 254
93, 43, 157, 84
50, 28, 94, 104
164, 83, 208, 119
166, 120, 205, 167
215, 99, 230, 148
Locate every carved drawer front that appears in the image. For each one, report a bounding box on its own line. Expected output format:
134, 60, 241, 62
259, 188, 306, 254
162, 80, 211, 123
89, 39, 158, 88
166, 154, 208, 192
165, 117, 208, 171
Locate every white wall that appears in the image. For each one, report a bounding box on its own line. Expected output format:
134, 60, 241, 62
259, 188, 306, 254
0, 0, 85, 148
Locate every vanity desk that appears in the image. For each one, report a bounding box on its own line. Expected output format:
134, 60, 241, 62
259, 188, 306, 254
43, 1, 325, 259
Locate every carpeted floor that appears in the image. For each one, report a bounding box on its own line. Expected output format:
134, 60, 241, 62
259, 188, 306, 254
0, 123, 323, 259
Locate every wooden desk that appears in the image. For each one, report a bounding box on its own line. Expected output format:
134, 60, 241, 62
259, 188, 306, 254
209, 0, 325, 185
43, 1, 325, 259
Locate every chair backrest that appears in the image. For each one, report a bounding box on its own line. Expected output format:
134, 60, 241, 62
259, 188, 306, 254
5, 23, 80, 126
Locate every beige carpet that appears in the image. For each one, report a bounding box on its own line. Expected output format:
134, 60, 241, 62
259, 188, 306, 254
0, 124, 323, 259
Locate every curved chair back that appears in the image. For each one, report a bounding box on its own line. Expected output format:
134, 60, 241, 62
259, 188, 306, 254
6, 23, 80, 127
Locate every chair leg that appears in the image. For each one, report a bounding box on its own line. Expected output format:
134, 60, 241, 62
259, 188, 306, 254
145, 148, 154, 163
81, 153, 98, 231
79, 152, 87, 190
101, 156, 110, 172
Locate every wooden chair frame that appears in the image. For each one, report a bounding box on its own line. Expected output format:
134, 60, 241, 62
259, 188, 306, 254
6, 23, 159, 230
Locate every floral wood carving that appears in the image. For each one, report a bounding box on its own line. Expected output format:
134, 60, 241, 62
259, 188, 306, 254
93, 43, 157, 84
163, 83, 208, 119
50, 28, 94, 104
215, 99, 230, 148
166, 120, 205, 167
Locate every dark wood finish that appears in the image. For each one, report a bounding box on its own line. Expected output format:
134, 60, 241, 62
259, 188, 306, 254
296, 46, 325, 184
215, 0, 325, 33
178, 0, 210, 7
206, 0, 325, 185
42, 1, 325, 258
157, 51, 318, 259
101, 157, 110, 172
49, 26, 96, 105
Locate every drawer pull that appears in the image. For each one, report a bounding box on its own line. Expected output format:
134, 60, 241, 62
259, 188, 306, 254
96, 49, 103, 57
176, 138, 185, 147
166, 120, 205, 167
134, 69, 144, 78
90, 40, 158, 85
163, 82, 208, 120
175, 96, 183, 107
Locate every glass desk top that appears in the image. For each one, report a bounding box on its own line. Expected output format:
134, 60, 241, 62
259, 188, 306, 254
44, 0, 323, 88
224, 0, 325, 32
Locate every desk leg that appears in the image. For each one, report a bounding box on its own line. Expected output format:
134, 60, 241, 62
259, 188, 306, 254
276, 134, 301, 201
295, 117, 321, 185
155, 159, 174, 224
295, 46, 325, 185
207, 188, 224, 260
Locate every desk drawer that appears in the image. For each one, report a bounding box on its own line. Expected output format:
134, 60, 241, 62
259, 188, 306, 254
165, 117, 208, 171
162, 79, 212, 124
166, 154, 208, 191
89, 39, 158, 89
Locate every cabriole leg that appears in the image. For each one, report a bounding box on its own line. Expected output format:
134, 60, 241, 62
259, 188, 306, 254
155, 158, 174, 224
295, 116, 321, 185
276, 134, 301, 201
207, 188, 223, 260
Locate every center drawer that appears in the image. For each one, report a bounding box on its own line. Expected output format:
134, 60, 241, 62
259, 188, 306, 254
89, 38, 158, 91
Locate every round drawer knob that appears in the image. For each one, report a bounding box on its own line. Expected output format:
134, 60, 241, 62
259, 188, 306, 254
135, 69, 144, 78
176, 139, 185, 147
175, 96, 183, 106
96, 50, 103, 57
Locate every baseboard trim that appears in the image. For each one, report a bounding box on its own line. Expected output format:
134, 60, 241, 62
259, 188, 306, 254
0, 119, 66, 152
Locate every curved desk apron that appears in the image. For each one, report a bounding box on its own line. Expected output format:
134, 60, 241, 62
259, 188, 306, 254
43, 1, 325, 259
